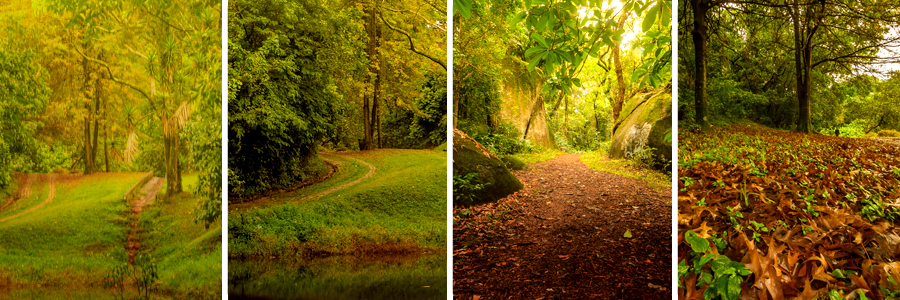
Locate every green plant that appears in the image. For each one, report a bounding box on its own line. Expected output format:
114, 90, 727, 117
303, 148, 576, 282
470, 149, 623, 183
680, 230, 751, 300
681, 177, 696, 191
725, 206, 743, 230
453, 173, 490, 205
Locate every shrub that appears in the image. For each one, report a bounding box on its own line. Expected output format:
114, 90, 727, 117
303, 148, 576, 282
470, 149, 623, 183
878, 129, 900, 137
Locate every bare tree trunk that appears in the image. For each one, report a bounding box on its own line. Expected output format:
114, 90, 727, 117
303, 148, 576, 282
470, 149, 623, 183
691, 0, 712, 132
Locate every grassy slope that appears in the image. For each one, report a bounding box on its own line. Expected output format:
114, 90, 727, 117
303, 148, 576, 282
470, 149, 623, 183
229, 149, 447, 258
0, 173, 144, 286
144, 173, 222, 299
581, 151, 671, 189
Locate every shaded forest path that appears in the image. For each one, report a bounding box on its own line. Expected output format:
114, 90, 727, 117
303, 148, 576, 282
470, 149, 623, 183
454, 154, 671, 299
229, 153, 376, 212
0, 174, 56, 223
126, 177, 163, 264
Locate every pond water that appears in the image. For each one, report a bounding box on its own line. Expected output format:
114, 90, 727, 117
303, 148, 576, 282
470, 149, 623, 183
229, 253, 447, 300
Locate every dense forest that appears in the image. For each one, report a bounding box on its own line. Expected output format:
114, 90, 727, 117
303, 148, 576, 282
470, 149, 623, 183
0, 0, 222, 226
680, 0, 900, 135
228, 0, 447, 199
454, 0, 671, 167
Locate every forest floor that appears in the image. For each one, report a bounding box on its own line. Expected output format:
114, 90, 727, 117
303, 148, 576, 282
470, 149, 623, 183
453, 153, 672, 299
678, 124, 900, 299
0, 173, 221, 299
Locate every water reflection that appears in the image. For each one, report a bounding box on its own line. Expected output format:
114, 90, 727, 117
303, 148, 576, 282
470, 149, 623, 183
229, 254, 446, 300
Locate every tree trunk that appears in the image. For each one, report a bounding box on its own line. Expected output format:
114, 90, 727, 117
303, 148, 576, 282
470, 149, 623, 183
789, 0, 819, 133
611, 11, 629, 135
691, 0, 712, 132
163, 117, 183, 197
104, 122, 110, 172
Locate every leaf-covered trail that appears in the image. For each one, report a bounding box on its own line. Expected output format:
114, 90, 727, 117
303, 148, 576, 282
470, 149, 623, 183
454, 154, 672, 299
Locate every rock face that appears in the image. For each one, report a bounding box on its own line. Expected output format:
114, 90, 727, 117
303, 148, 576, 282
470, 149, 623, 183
453, 129, 523, 206
610, 89, 672, 166
498, 57, 556, 149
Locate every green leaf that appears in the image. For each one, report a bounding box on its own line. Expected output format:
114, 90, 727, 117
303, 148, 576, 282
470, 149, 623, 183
684, 230, 710, 253
536, 13, 549, 31
624, 230, 632, 238
531, 32, 550, 48
642, 4, 659, 32
510, 11, 528, 27
454, 0, 473, 18
524, 46, 546, 59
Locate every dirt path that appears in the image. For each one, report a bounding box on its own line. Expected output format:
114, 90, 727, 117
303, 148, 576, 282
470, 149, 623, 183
0, 175, 55, 223
126, 177, 163, 264
0, 174, 34, 212
229, 153, 376, 211
454, 154, 671, 299
294, 154, 376, 203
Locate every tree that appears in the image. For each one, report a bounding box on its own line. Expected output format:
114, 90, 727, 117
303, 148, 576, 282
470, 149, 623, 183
0, 49, 51, 187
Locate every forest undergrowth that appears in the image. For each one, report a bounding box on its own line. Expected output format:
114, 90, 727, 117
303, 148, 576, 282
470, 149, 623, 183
679, 124, 900, 299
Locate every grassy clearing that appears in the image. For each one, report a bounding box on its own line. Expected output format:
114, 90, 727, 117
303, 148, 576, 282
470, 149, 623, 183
511, 149, 566, 165
580, 151, 670, 189
0, 173, 144, 286
141, 173, 221, 299
229, 149, 447, 258
229, 254, 445, 300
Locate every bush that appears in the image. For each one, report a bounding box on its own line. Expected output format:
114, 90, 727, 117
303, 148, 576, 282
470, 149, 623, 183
878, 129, 900, 137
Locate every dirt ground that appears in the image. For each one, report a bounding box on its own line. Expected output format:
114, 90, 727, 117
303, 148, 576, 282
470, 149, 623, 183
454, 154, 672, 299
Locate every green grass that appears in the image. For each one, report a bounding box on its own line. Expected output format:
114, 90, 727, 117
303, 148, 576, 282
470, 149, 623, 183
140, 173, 222, 299
229, 254, 446, 299
229, 149, 447, 258
0, 173, 145, 286
581, 151, 671, 189
511, 149, 566, 165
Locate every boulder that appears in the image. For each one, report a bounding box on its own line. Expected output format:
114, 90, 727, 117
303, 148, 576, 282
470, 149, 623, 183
609, 88, 672, 167
453, 129, 523, 206
500, 155, 526, 170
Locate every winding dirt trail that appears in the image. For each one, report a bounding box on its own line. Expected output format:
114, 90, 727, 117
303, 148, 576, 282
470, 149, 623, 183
454, 154, 671, 299
126, 177, 163, 264
294, 154, 376, 203
0, 175, 56, 223
229, 153, 377, 211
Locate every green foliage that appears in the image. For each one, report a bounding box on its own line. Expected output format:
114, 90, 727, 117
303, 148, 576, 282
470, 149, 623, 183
228, 0, 365, 197
879, 129, 900, 137
465, 121, 537, 155
453, 173, 490, 206
383, 72, 448, 149
184, 110, 222, 229
681, 230, 751, 300
0, 48, 51, 187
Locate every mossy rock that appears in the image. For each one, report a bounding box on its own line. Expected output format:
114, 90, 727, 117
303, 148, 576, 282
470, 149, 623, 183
453, 129, 523, 206
501, 156, 526, 170
610, 89, 672, 166
434, 142, 447, 152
